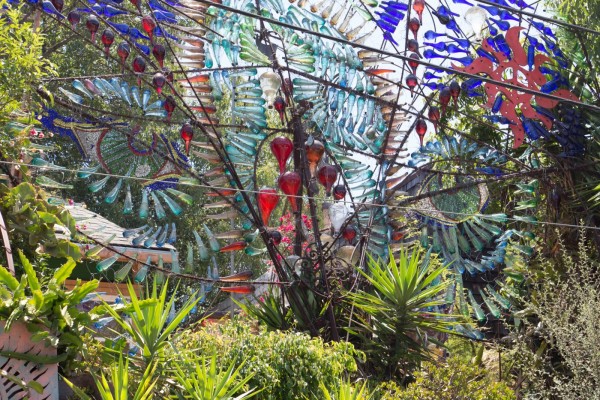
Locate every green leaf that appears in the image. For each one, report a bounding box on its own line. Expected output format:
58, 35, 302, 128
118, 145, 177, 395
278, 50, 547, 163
0, 264, 19, 291
17, 249, 40, 292
52, 258, 76, 285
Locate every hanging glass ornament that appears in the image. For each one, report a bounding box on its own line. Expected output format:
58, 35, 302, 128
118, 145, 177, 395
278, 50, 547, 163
269, 230, 282, 245
439, 86, 452, 116
278, 171, 302, 212
406, 74, 418, 96
67, 10, 80, 30
152, 44, 166, 68
180, 123, 193, 155
317, 165, 337, 196
259, 70, 282, 108
332, 184, 346, 200
164, 95, 176, 121
273, 96, 287, 123
132, 56, 146, 86
117, 42, 130, 73
305, 138, 325, 178
415, 118, 427, 146
141, 16, 156, 42
153, 72, 166, 94
464, 6, 488, 42
257, 188, 280, 226
329, 202, 348, 234
270, 136, 293, 175
449, 81, 461, 110
101, 29, 114, 57
413, 0, 425, 22
86, 15, 99, 42
428, 106, 441, 132
408, 17, 420, 39
342, 226, 357, 243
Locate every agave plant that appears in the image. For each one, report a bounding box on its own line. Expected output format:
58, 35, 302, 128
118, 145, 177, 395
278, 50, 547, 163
318, 380, 374, 400
345, 247, 462, 378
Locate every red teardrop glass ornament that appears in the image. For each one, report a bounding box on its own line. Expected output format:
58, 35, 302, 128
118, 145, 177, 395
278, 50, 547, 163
67, 10, 80, 29
130, 0, 140, 10
332, 184, 346, 200
305, 139, 325, 178
273, 96, 286, 123
449, 80, 461, 110
221, 270, 253, 282
439, 86, 451, 116
317, 165, 338, 196
117, 42, 130, 73
415, 118, 427, 146
278, 171, 302, 212
405, 74, 418, 96
141, 16, 156, 42
86, 16, 99, 42
132, 56, 146, 86
269, 230, 282, 246
408, 53, 420, 74
52, 0, 63, 12
391, 230, 405, 241
164, 96, 176, 121
342, 226, 356, 243
428, 106, 440, 132
407, 39, 421, 56
270, 136, 293, 174
408, 17, 420, 40
101, 29, 114, 57
152, 44, 166, 68
257, 188, 280, 227
412, 0, 425, 22
220, 285, 255, 294
180, 123, 193, 155
219, 241, 247, 252
153, 72, 166, 94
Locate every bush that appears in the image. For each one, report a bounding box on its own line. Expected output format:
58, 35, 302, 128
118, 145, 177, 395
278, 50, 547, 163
377, 356, 515, 400
172, 318, 362, 399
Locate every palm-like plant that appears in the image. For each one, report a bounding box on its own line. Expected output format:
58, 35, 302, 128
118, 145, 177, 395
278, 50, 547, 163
318, 380, 374, 400
173, 353, 258, 400
345, 247, 461, 378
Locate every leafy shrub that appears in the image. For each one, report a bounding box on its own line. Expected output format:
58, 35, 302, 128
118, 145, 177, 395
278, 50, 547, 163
172, 318, 362, 399
377, 356, 515, 400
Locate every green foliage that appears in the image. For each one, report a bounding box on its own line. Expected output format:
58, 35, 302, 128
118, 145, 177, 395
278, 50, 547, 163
318, 380, 374, 400
376, 356, 515, 400
234, 289, 291, 331
345, 247, 462, 378
173, 353, 258, 400
0, 182, 80, 261
95, 279, 201, 365
506, 230, 600, 399
0, 1, 55, 115
0, 251, 97, 372
172, 318, 361, 400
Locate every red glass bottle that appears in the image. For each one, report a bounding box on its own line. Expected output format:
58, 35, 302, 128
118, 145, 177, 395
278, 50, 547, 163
407, 39, 420, 56
153, 72, 166, 94
415, 118, 427, 146
278, 171, 302, 212
141, 16, 156, 43
219, 241, 247, 252
408, 17, 421, 40
342, 226, 356, 243
428, 106, 440, 132
305, 139, 325, 178
101, 29, 114, 58
317, 165, 337, 196
439, 86, 451, 116
406, 74, 418, 96
67, 10, 80, 29
332, 184, 346, 200
270, 136, 293, 174
412, 0, 425, 22
269, 230, 282, 246
180, 123, 193, 155
273, 96, 286, 123
132, 56, 146, 86
257, 188, 280, 227
86, 15, 99, 42
164, 96, 176, 122
220, 285, 255, 294
152, 44, 166, 68
117, 42, 130, 73
449, 80, 461, 110
408, 53, 420, 74
52, 0, 64, 12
